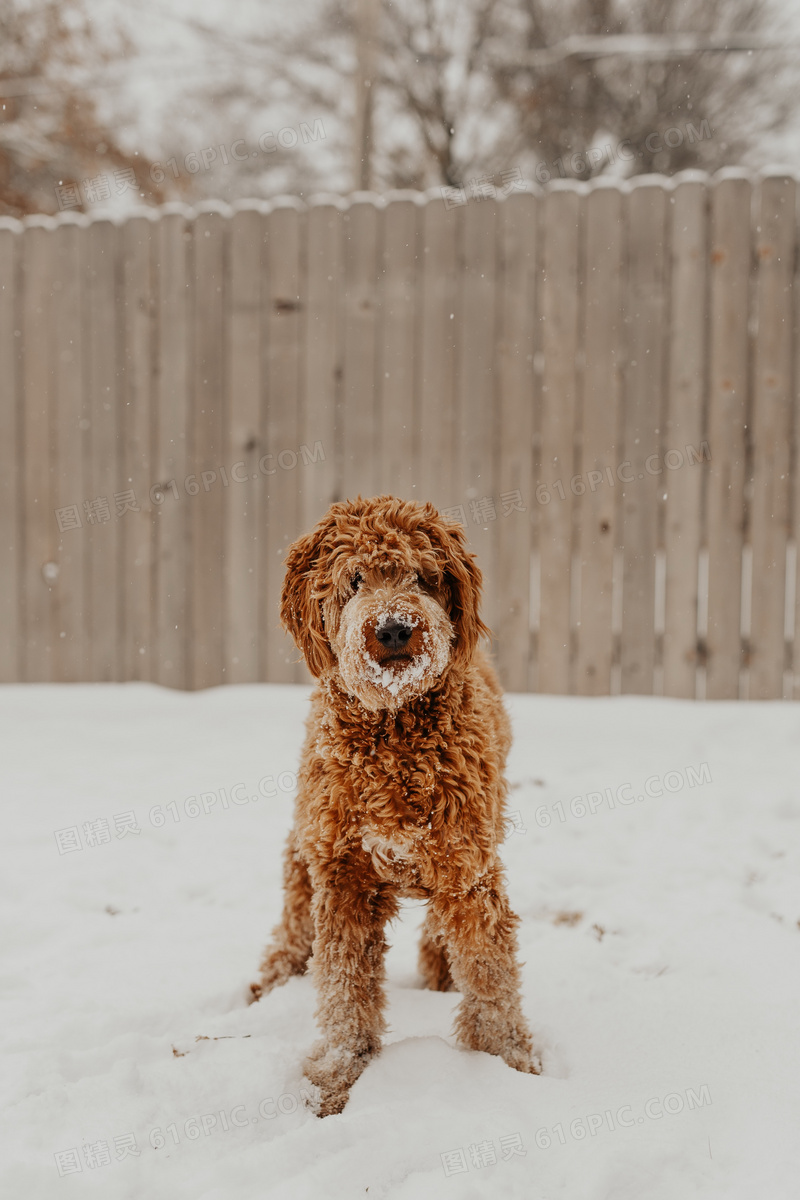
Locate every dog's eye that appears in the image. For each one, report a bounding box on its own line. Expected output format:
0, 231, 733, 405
350, 573, 362, 593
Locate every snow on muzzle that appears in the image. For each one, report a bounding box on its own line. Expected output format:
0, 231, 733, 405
337, 596, 453, 710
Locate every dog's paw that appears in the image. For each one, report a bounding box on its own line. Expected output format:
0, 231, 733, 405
299, 1080, 323, 1115
247, 981, 263, 1004
505, 1042, 542, 1075
487, 1019, 540, 1076
303, 1040, 377, 1117
455, 998, 541, 1075
499, 1021, 542, 1075
306, 1080, 349, 1118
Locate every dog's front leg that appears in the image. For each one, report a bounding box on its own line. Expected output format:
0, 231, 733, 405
434, 863, 541, 1075
304, 869, 398, 1117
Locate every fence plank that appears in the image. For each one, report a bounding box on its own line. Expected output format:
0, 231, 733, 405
795, 199, 800, 701
0, 222, 21, 682
51, 217, 88, 681
226, 205, 265, 684
705, 173, 752, 699
263, 202, 305, 682
5, 181, 800, 699
495, 189, 537, 692
153, 209, 191, 690
378, 194, 419, 499
418, 195, 458, 515
120, 215, 155, 681
749, 174, 795, 698
341, 197, 380, 498
662, 176, 708, 699
84, 218, 121, 682
575, 181, 623, 696
21, 221, 56, 681
190, 209, 227, 689
454, 197, 499, 634
620, 180, 669, 695
538, 184, 581, 694
303, 199, 344, 532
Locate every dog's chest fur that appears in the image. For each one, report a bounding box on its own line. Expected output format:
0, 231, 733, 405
352, 734, 443, 871
358, 824, 426, 886
304, 672, 501, 892
315, 685, 460, 879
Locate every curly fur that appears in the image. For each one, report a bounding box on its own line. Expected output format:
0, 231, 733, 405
250, 495, 539, 1115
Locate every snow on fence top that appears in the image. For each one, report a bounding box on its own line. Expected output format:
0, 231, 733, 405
0, 166, 798, 233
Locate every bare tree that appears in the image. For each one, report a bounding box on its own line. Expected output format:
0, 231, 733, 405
152, 1, 355, 203
169, 0, 509, 193
486, 0, 795, 180
86, 0, 795, 206
374, 0, 504, 187
254, 0, 795, 190
353, 0, 379, 187
0, 0, 160, 218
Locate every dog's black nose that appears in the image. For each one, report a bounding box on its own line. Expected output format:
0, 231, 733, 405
376, 619, 413, 650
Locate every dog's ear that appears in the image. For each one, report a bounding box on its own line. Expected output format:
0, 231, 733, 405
433, 515, 490, 670
280, 524, 337, 677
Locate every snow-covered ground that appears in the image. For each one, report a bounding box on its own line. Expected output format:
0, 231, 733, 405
2, 682, 799, 1199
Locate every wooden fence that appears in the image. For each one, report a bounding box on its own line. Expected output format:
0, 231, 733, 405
0, 169, 798, 698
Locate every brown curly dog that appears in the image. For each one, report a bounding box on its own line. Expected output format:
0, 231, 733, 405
250, 495, 540, 1115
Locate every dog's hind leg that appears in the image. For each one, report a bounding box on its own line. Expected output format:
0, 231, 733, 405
250, 833, 314, 1002
418, 908, 456, 992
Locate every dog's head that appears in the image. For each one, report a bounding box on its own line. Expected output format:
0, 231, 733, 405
280, 495, 488, 711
